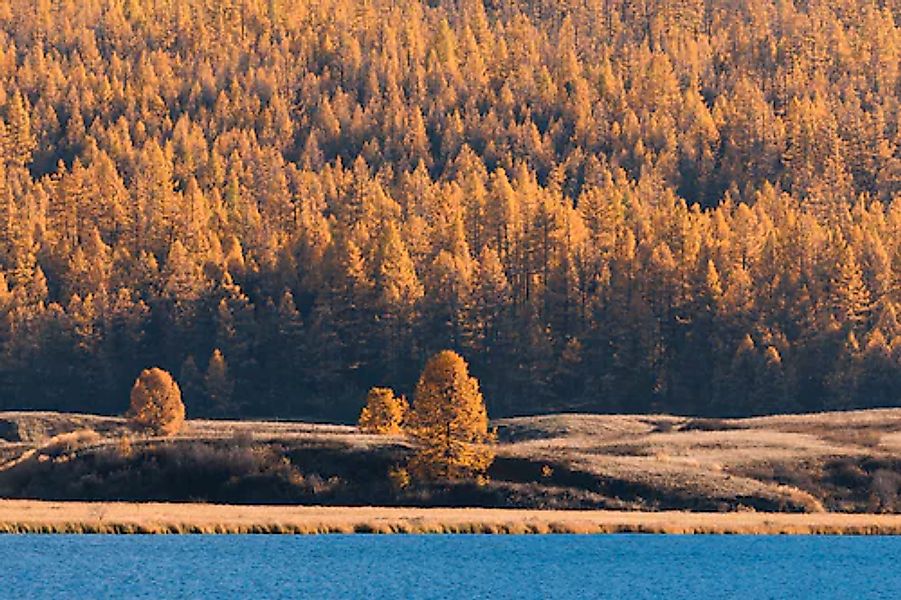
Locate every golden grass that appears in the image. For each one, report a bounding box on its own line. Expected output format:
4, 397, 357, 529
1, 500, 900, 535
495, 410, 901, 510
4, 408, 901, 513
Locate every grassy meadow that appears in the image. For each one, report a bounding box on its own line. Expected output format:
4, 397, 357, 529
1, 409, 900, 518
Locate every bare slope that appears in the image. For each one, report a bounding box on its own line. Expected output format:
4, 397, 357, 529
1, 410, 900, 512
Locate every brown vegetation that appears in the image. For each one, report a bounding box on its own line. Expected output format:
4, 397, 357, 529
2, 500, 901, 535
495, 410, 901, 513
1, 408, 900, 513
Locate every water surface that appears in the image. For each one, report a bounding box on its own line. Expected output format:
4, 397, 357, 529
1, 534, 899, 599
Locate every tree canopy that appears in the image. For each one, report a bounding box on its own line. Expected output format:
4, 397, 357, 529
0, 0, 897, 419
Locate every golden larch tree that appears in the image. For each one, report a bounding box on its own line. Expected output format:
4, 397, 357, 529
375, 221, 423, 312
127, 368, 185, 436
407, 350, 495, 480
358, 387, 407, 434
831, 244, 871, 328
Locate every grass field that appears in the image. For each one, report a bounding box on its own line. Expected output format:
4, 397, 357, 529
2, 500, 901, 535
1, 409, 900, 513
496, 409, 901, 512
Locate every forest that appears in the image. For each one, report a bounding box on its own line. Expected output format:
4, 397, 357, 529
0, 0, 898, 420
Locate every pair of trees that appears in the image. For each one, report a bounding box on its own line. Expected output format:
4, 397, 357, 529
126, 357, 231, 436
360, 350, 495, 481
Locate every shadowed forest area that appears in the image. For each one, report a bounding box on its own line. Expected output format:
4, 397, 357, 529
0, 0, 898, 420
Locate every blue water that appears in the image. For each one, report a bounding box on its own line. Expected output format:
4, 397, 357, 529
1, 535, 899, 599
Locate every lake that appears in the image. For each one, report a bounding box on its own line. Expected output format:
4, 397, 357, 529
1, 534, 899, 599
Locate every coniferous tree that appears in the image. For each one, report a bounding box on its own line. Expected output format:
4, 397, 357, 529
358, 387, 407, 434
408, 350, 495, 481
127, 368, 185, 436
204, 348, 235, 416
0, 0, 894, 419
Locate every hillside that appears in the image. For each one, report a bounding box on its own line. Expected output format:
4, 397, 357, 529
1, 409, 899, 513
0, 0, 898, 420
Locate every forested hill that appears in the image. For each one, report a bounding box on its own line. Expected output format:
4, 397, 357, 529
0, 0, 898, 420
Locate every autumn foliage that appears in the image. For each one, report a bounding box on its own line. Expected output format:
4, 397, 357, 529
358, 387, 407, 434
127, 368, 185, 436
0, 0, 897, 420
408, 351, 495, 481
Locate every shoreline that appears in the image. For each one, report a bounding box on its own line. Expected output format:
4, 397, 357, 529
1, 500, 901, 535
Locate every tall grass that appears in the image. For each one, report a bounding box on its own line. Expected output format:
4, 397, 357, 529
2, 508, 901, 535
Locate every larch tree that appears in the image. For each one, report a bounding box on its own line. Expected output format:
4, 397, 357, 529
0, 0, 897, 419
831, 244, 871, 329
407, 350, 495, 481
127, 368, 185, 436
178, 354, 205, 411
5, 92, 35, 168
358, 387, 407, 434
204, 348, 235, 416
374, 220, 423, 379
375, 221, 423, 312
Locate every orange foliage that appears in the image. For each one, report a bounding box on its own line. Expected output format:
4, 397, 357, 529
127, 368, 185, 436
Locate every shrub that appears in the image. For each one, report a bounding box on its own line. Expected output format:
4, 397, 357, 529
358, 387, 407, 434
41, 429, 101, 457
127, 368, 185, 436
116, 435, 134, 459
870, 469, 901, 512
388, 466, 411, 490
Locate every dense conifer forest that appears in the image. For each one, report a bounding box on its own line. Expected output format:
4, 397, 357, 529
0, 0, 898, 419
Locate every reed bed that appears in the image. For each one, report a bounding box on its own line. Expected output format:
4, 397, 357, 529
1, 500, 901, 535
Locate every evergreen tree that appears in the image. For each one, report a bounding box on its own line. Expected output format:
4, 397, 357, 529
204, 348, 236, 416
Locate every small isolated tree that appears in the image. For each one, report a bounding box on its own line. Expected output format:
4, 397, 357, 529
178, 355, 204, 410
205, 348, 235, 415
127, 368, 185, 436
408, 350, 495, 480
358, 387, 406, 434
